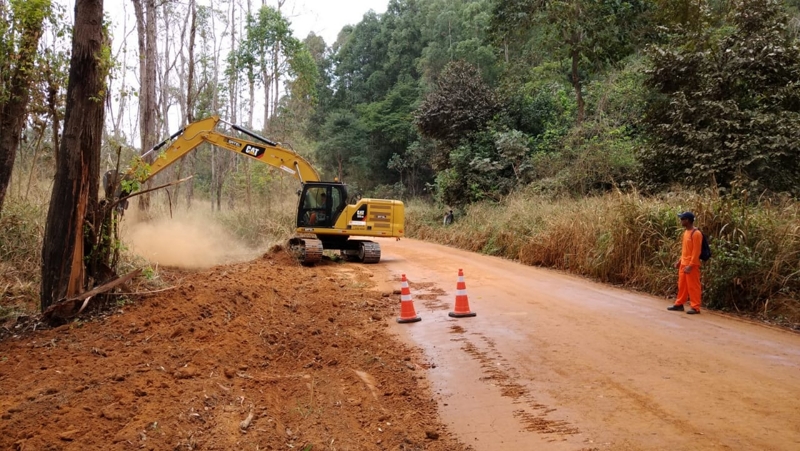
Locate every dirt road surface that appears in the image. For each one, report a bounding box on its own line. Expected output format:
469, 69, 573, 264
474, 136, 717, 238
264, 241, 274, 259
371, 238, 800, 451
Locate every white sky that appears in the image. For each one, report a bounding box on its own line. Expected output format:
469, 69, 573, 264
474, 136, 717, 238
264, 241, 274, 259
283, 0, 388, 45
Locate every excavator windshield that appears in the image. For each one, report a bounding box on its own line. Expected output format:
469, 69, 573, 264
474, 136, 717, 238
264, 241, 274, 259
297, 183, 348, 228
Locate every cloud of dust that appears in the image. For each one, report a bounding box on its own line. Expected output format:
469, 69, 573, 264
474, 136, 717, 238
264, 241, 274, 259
121, 205, 261, 269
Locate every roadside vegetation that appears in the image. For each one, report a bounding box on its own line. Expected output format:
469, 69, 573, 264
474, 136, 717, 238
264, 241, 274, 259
408, 192, 800, 325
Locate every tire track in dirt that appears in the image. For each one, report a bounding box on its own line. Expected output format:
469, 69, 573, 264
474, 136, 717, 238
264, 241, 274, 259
448, 324, 580, 440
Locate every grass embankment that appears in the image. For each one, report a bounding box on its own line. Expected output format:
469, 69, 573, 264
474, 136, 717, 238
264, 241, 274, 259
0, 197, 46, 318
407, 192, 800, 325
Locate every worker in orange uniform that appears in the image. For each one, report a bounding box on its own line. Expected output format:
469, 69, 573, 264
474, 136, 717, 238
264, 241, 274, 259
668, 211, 703, 314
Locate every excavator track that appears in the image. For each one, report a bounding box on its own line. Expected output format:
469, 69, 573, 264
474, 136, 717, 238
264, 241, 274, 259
340, 240, 381, 263
289, 237, 323, 265
358, 241, 381, 264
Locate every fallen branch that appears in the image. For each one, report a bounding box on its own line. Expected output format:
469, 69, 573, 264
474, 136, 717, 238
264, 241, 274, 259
42, 269, 142, 321
103, 285, 177, 296
77, 296, 93, 315
109, 175, 194, 211
240, 410, 255, 431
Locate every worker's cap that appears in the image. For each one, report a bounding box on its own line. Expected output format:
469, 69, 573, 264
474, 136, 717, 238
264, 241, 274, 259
677, 211, 695, 221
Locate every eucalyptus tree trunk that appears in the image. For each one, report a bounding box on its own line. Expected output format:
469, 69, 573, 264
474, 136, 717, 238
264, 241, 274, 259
174, 0, 195, 207
571, 46, 585, 124
41, 0, 105, 313
132, 0, 158, 210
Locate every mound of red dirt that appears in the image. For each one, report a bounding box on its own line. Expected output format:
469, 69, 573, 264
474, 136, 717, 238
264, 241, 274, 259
0, 249, 469, 450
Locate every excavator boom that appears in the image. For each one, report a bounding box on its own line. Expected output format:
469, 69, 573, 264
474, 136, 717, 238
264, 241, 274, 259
142, 116, 320, 183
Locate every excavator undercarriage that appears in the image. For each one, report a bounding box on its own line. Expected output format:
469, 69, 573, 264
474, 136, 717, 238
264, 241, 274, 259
288, 237, 381, 265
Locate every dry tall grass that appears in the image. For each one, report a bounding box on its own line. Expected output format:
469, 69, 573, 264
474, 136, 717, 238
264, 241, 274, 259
0, 196, 47, 318
408, 191, 800, 324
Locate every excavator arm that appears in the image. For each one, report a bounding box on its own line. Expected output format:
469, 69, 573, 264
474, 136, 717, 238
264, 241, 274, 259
138, 116, 320, 183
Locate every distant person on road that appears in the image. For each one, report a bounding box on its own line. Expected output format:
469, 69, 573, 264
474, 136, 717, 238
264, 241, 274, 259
443, 209, 454, 226
668, 211, 703, 315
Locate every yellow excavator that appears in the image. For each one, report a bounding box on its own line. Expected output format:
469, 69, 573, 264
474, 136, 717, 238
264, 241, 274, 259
110, 116, 405, 264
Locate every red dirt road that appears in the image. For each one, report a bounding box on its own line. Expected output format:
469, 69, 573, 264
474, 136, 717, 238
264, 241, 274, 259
369, 238, 800, 451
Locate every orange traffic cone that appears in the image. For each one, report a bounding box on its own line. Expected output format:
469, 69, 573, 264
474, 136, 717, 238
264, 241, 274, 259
449, 269, 477, 318
397, 274, 421, 323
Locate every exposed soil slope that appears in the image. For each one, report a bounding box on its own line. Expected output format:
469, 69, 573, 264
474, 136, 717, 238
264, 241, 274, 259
0, 249, 469, 451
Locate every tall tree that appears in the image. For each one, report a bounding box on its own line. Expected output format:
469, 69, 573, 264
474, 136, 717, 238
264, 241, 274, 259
41, 0, 107, 312
132, 0, 158, 209
415, 60, 498, 152
490, 0, 647, 123
183, 0, 198, 207
232, 4, 296, 131
0, 0, 51, 213
640, 0, 800, 195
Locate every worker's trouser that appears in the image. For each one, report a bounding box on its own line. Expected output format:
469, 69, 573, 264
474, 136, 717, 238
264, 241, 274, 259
675, 266, 702, 311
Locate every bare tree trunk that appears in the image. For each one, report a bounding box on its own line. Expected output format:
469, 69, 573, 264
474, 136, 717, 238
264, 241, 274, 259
132, 0, 146, 140
176, 0, 197, 207
159, 5, 171, 138
145, 0, 158, 145
25, 126, 46, 200
45, 58, 63, 170
41, 0, 105, 313
248, 79, 255, 127
0, 0, 48, 213
229, 0, 237, 126
273, 43, 279, 119
571, 46, 584, 124
263, 63, 270, 132
209, 7, 229, 212
133, 0, 159, 210
228, 0, 238, 211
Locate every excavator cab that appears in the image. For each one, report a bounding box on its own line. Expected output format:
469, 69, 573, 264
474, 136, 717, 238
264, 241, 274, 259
297, 182, 348, 228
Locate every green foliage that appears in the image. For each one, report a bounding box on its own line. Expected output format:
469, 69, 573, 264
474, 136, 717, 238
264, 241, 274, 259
641, 0, 800, 195
0, 0, 53, 107
417, 0, 498, 83
311, 0, 506, 193
315, 110, 370, 186
122, 156, 152, 194
230, 5, 293, 87
543, 0, 650, 64
530, 121, 640, 194
415, 61, 499, 150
